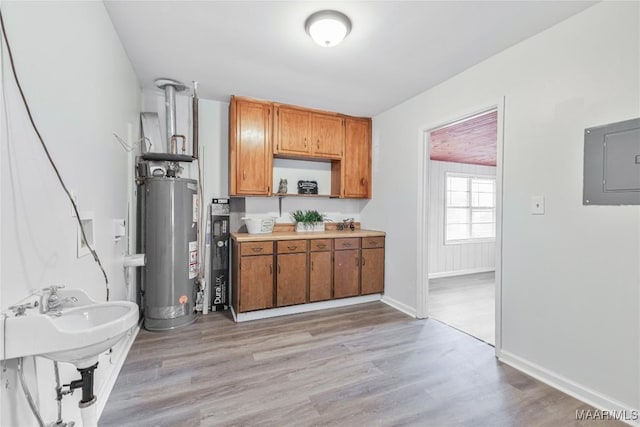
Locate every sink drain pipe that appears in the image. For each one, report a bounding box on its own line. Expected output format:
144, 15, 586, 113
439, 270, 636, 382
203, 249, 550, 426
17, 357, 45, 427
65, 362, 98, 427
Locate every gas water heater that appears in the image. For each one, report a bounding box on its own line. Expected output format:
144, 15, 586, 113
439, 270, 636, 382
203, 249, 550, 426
142, 177, 198, 331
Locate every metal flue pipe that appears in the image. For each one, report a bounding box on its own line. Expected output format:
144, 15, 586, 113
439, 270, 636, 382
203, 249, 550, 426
192, 81, 199, 160
154, 78, 187, 154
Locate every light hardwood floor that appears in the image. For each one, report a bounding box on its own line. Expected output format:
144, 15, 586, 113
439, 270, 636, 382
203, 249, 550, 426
429, 272, 495, 345
101, 302, 620, 427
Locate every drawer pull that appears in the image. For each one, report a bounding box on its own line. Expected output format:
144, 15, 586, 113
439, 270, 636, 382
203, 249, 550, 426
287, 245, 297, 250
269, 264, 272, 275
343, 242, 352, 248
362, 257, 366, 266
311, 261, 314, 271
316, 243, 326, 249
251, 247, 263, 253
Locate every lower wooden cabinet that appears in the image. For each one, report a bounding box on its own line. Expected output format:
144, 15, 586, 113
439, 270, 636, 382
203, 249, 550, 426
239, 254, 274, 312
333, 249, 360, 298
309, 251, 332, 302
361, 248, 384, 295
232, 234, 384, 313
277, 253, 307, 306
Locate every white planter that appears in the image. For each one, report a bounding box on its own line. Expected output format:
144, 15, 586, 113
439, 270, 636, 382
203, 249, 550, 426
295, 222, 325, 232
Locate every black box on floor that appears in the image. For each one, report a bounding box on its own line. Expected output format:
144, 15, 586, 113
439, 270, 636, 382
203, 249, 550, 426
210, 198, 230, 311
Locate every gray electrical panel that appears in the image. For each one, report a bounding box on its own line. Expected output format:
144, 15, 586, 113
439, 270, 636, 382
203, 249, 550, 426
583, 117, 640, 205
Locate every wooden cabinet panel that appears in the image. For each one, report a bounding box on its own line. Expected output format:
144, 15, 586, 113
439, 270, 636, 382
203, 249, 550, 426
277, 240, 307, 254
333, 249, 360, 298
334, 238, 360, 250
230, 97, 272, 195
311, 113, 343, 159
310, 251, 332, 302
240, 241, 273, 256
277, 253, 307, 306
275, 106, 310, 156
362, 237, 385, 249
239, 255, 274, 312
309, 239, 331, 252
361, 248, 384, 295
342, 117, 372, 199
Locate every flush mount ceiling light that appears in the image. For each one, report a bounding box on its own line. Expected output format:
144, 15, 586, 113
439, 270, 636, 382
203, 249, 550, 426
305, 10, 352, 47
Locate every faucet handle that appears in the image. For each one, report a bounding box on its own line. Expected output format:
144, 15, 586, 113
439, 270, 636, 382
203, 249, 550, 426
42, 285, 65, 294
8, 301, 39, 316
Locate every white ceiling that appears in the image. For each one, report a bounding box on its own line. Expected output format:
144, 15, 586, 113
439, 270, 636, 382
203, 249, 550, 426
104, 1, 596, 117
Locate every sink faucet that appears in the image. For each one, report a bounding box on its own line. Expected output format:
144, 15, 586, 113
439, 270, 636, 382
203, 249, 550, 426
40, 285, 78, 316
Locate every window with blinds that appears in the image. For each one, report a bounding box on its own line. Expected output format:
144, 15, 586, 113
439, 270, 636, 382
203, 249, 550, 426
445, 173, 496, 243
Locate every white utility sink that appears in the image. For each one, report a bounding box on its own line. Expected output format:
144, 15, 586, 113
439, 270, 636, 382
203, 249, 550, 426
1, 292, 138, 369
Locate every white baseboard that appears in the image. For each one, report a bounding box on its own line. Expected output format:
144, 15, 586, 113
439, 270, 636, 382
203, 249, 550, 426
381, 295, 417, 318
499, 350, 639, 426
233, 294, 382, 322
428, 267, 494, 279
97, 322, 140, 420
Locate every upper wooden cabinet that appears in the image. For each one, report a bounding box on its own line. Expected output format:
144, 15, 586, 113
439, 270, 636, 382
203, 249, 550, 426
333, 117, 372, 199
229, 97, 273, 196
274, 105, 344, 160
229, 96, 370, 198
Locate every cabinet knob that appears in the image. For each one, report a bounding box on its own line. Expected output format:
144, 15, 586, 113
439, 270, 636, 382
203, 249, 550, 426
243, 170, 247, 180
362, 257, 366, 266
269, 264, 272, 275
317, 140, 320, 150
360, 178, 365, 186
311, 261, 314, 271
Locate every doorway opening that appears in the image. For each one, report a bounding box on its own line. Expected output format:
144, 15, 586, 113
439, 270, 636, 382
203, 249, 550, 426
417, 104, 503, 350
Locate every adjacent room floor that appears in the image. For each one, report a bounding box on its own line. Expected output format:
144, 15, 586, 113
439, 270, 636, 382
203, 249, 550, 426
100, 302, 617, 427
429, 271, 495, 345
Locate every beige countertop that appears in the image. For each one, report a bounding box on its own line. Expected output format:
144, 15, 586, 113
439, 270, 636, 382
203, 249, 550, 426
232, 229, 385, 242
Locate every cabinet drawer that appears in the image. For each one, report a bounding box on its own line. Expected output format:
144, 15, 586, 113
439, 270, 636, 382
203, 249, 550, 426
334, 238, 360, 250
309, 239, 331, 252
240, 241, 273, 256
362, 237, 385, 249
277, 240, 307, 253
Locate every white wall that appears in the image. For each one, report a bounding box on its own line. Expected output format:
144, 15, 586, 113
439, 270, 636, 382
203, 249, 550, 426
1, 2, 140, 425
428, 161, 496, 277
364, 1, 639, 413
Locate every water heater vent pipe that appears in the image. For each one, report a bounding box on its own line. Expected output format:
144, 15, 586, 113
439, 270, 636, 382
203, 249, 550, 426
154, 78, 187, 154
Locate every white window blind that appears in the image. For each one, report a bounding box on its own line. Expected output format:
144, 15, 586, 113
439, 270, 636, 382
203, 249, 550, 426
445, 173, 496, 243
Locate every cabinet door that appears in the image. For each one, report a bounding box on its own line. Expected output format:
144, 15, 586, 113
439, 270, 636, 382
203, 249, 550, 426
361, 248, 384, 295
333, 249, 360, 298
239, 255, 274, 312
276, 253, 307, 306
310, 251, 332, 302
275, 106, 311, 156
311, 113, 343, 159
342, 117, 371, 198
230, 98, 272, 195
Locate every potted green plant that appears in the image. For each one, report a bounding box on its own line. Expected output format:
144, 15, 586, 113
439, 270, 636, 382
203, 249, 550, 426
290, 209, 326, 232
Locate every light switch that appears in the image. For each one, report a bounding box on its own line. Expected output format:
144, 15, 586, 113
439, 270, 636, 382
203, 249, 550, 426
530, 196, 545, 215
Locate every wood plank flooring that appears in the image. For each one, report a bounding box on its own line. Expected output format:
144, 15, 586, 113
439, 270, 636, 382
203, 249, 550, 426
429, 272, 495, 345
100, 302, 619, 427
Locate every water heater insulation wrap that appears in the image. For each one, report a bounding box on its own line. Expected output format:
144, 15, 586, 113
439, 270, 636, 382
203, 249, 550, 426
143, 177, 198, 330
